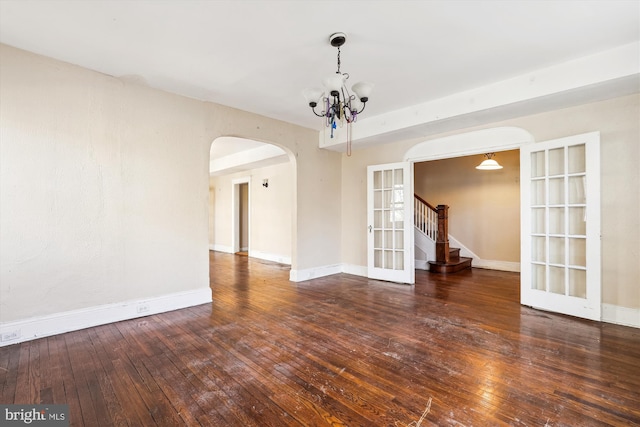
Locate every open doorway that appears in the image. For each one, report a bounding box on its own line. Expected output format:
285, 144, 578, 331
233, 180, 249, 255
208, 136, 295, 266
413, 150, 521, 272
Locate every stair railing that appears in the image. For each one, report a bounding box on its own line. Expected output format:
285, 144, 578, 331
414, 194, 438, 241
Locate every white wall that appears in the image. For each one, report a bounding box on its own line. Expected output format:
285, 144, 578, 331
209, 161, 293, 264
0, 44, 342, 344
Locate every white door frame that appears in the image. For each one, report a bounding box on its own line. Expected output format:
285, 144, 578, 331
232, 177, 250, 253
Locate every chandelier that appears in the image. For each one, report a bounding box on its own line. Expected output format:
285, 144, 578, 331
303, 32, 373, 155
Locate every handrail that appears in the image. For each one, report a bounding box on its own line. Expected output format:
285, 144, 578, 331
414, 194, 438, 241
414, 193, 437, 212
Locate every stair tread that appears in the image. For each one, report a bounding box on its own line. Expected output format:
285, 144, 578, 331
428, 256, 472, 266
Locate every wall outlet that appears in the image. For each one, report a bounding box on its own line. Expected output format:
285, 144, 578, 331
1, 329, 21, 342
136, 303, 150, 314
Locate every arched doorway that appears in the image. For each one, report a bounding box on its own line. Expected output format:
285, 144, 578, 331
208, 136, 296, 266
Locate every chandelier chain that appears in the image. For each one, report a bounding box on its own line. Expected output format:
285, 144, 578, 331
336, 46, 341, 74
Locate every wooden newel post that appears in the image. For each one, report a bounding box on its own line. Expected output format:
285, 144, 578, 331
436, 204, 450, 263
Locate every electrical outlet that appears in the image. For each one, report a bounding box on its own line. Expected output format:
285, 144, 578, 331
136, 303, 150, 314
1, 329, 21, 342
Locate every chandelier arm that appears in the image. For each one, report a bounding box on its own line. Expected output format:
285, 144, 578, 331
310, 106, 326, 118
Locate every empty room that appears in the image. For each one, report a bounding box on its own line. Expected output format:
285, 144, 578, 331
1, 1, 639, 425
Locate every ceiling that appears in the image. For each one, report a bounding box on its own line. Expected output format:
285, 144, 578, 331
1, 0, 639, 150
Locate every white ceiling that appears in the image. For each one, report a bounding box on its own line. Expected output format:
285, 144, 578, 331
1, 0, 639, 149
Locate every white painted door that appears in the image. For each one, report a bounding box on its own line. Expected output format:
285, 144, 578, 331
367, 162, 415, 284
521, 132, 601, 320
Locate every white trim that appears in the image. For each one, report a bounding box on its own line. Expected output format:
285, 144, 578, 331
249, 250, 291, 265
211, 244, 233, 253
415, 260, 429, 271
289, 264, 342, 282
0, 288, 212, 346
405, 127, 534, 162
602, 304, 640, 329
342, 264, 368, 277
472, 260, 521, 273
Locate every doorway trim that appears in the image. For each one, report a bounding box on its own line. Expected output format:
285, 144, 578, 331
404, 126, 534, 163
232, 177, 251, 254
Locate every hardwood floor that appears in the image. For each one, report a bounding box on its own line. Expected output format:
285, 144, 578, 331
1, 251, 639, 426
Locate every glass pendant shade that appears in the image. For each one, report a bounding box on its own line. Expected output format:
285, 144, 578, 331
302, 88, 324, 106
476, 159, 503, 170
352, 81, 374, 101
323, 74, 346, 93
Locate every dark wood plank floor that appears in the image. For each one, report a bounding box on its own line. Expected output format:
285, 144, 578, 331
2, 251, 639, 426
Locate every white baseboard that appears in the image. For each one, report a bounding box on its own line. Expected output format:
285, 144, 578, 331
0, 288, 213, 347
249, 250, 291, 265
342, 264, 367, 277
415, 260, 429, 270
472, 259, 521, 272
211, 244, 233, 253
602, 304, 640, 328
290, 264, 342, 282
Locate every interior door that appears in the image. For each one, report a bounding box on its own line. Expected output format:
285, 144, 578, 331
520, 132, 601, 320
367, 162, 414, 284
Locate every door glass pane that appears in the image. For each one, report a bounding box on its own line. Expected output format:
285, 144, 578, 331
532, 264, 546, 290
395, 251, 404, 270
383, 170, 392, 188
569, 269, 586, 298
568, 207, 586, 236
395, 231, 404, 248
531, 151, 545, 178
532, 236, 546, 262
568, 238, 586, 267
394, 168, 403, 185
383, 210, 392, 228
549, 237, 565, 265
384, 230, 393, 249
549, 266, 565, 294
384, 190, 392, 206
374, 250, 382, 268
531, 180, 545, 205
568, 144, 585, 174
568, 176, 586, 204
549, 148, 564, 176
549, 208, 564, 235
374, 230, 382, 248
374, 210, 382, 228
532, 208, 545, 234
373, 171, 382, 189
374, 191, 382, 209
549, 178, 565, 205
384, 250, 393, 268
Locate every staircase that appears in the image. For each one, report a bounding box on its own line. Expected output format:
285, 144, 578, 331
414, 194, 472, 274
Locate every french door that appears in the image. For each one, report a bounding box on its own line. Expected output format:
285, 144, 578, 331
521, 132, 601, 320
367, 162, 414, 284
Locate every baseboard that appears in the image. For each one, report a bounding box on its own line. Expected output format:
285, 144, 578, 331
289, 264, 342, 282
211, 244, 233, 253
0, 288, 213, 347
472, 260, 521, 272
415, 260, 429, 271
249, 250, 291, 265
342, 264, 367, 277
602, 304, 640, 328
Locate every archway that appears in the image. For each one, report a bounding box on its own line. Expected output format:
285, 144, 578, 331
208, 136, 297, 267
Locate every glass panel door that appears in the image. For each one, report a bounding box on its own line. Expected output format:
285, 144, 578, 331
368, 162, 414, 284
521, 133, 601, 320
